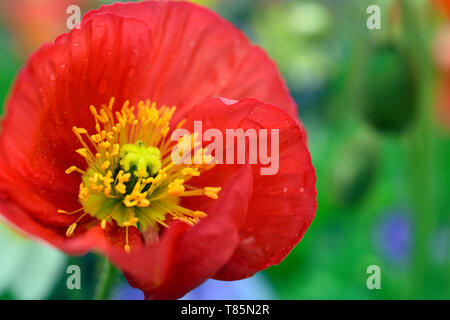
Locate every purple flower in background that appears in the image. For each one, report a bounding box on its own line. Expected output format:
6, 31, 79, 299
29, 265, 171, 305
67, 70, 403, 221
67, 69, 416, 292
181, 274, 276, 300
113, 283, 144, 300
113, 273, 276, 300
374, 210, 413, 264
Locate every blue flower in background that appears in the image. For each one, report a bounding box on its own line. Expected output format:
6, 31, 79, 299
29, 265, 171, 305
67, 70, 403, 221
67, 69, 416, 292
113, 283, 144, 300
374, 210, 412, 265
182, 274, 276, 300
113, 273, 276, 300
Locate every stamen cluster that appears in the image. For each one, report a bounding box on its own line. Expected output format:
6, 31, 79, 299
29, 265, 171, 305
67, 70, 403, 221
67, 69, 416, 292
60, 98, 221, 252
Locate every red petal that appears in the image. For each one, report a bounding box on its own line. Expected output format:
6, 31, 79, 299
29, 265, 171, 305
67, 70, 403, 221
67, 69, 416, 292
183, 97, 317, 280
150, 165, 252, 299
0, 13, 153, 248
0, 197, 105, 255
83, 1, 298, 118
103, 165, 253, 300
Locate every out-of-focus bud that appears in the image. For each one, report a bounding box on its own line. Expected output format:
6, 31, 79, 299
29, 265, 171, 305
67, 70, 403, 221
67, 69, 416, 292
362, 44, 417, 133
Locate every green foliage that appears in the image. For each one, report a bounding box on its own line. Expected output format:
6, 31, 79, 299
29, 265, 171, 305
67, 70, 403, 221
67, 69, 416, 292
0, 29, 20, 115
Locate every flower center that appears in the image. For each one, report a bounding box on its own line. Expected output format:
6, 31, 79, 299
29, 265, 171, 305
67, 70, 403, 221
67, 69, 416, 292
119, 141, 161, 179
60, 98, 220, 253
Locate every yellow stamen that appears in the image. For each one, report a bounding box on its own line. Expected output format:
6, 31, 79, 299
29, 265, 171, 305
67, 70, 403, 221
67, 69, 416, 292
168, 179, 185, 196
65, 166, 85, 175
124, 226, 131, 253
66, 223, 77, 237
60, 98, 221, 252
204, 187, 222, 200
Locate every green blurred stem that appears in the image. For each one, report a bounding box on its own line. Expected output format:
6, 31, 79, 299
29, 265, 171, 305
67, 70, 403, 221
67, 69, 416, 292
94, 256, 118, 300
408, 67, 436, 299
401, 0, 438, 299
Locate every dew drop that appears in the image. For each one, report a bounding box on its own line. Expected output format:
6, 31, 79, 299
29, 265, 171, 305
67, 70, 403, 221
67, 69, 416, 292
127, 67, 136, 78
48, 73, 56, 81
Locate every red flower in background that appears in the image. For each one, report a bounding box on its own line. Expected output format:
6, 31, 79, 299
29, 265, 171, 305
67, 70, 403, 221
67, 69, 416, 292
0, 0, 95, 56
433, 24, 450, 128
434, 0, 450, 17
0, 1, 316, 299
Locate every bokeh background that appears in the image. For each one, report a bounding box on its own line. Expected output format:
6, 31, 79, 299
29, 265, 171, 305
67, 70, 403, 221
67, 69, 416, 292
0, 0, 449, 300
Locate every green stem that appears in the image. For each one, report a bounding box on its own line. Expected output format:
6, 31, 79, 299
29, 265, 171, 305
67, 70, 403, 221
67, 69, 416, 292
94, 256, 118, 300
401, 0, 438, 299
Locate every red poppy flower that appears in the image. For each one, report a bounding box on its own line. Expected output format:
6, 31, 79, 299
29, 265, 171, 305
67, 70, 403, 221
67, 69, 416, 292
0, 1, 316, 299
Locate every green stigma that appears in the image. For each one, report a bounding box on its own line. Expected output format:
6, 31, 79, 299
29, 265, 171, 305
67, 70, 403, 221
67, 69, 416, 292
119, 141, 162, 178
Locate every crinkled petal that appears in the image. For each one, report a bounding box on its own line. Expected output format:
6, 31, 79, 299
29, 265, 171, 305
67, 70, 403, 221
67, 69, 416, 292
83, 1, 298, 118
0, 13, 153, 249
182, 97, 317, 280
103, 164, 252, 299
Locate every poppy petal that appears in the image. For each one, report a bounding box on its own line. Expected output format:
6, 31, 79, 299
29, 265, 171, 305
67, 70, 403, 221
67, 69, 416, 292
83, 1, 298, 118
99, 164, 252, 299
0, 13, 153, 248
148, 164, 253, 299
182, 97, 317, 280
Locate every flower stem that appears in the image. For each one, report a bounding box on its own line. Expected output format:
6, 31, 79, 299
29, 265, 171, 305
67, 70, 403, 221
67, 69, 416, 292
401, 0, 438, 299
94, 256, 118, 300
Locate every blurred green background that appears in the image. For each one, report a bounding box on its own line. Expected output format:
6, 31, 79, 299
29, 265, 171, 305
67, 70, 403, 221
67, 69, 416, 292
0, 0, 449, 300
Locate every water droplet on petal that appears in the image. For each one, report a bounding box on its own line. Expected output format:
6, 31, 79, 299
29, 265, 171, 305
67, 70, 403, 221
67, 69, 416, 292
49, 73, 56, 81
127, 67, 136, 78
